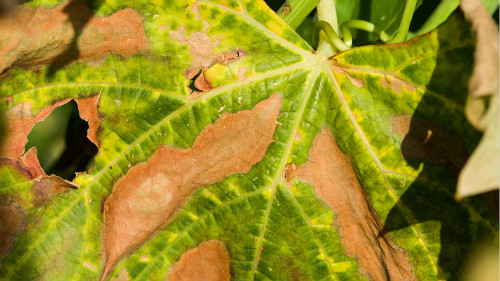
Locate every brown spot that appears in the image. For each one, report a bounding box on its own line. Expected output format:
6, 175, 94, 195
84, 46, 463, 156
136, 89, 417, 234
331, 66, 346, 75
77, 92, 101, 147
101, 94, 282, 279
19, 147, 46, 178
280, 3, 291, 15
237, 67, 248, 80
167, 240, 230, 281
386, 76, 417, 93
331, 66, 364, 88
346, 73, 364, 88
189, 1, 202, 20
188, 50, 245, 95
285, 128, 417, 281
0, 1, 149, 75
283, 162, 296, 182
167, 21, 221, 71
186, 69, 200, 80
193, 72, 212, 92
381, 75, 390, 89
392, 115, 467, 174
0, 158, 33, 180
100, 195, 108, 214
294, 131, 301, 141
0, 204, 23, 261
31, 176, 73, 207
0, 158, 72, 210
83, 261, 96, 271
115, 268, 130, 281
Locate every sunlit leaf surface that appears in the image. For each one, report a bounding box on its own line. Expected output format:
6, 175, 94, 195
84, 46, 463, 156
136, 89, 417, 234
0, 1, 497, 280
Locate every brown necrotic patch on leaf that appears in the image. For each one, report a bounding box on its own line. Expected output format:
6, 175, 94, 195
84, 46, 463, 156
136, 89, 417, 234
114, 268, 130, 281
346, 73, 364, 88
381, 75, 390, 89
101, 94, 282, 279
331, 65, 346, 75
31, 176, 74, 206
285, 127, 417, 281
237, 67, 248, 80
167, 240, 230, 281
188, 49, 246, 95
0, 158, 72, 203
0, 158, 33, 181
392, 115, 467, 174
77, 92, 101, 148
166, 21, 221, 71
19, 147, 46, 178
0, 204, 23, 262
164, 19, 246, 95
0, 1, 149, 75
385, 76, 416, 94
2, 99, 73, 159
331, 66, 365, 88
280, 3, 291, 15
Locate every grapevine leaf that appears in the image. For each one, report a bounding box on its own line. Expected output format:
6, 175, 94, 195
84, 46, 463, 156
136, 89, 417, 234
0, 1, 497, 281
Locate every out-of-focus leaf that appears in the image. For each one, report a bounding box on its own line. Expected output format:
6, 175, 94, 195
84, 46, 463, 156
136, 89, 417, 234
335, 0, 407, 41
412, 0, 460, 37
458, 95, 499, 198
464, 243, 499, 281
481, 0, 500, 15
457, 0, 499, 198
296, 16, 315, 46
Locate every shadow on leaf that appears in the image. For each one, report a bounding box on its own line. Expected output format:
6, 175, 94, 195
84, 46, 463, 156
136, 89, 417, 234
382, 13, 498, 280
46, 0, 105, 77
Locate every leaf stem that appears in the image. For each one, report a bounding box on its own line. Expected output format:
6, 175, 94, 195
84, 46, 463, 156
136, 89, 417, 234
277, 0, 321, 29
389, 0, 418, 43
316, 0, 338, 56
313, 21, 349, 52
340, 20, 391, 47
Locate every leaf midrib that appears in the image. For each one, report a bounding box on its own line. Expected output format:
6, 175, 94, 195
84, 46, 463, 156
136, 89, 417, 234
200, 0, 313, 58
249, 65, 328, 280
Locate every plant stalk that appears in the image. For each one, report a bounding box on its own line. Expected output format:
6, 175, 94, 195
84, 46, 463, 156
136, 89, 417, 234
277, 0, 321, 29
340, 20, 391, 47
316, 0, 338, 56
389, 0, 418, 43
313, 21, 349, 52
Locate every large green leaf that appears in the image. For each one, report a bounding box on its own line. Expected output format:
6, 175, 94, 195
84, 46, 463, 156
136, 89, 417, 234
0, 1, 497, 281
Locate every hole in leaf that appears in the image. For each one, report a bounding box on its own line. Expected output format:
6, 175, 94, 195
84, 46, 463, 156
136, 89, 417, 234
188, 68, 203, 92
25, 100, 98, 181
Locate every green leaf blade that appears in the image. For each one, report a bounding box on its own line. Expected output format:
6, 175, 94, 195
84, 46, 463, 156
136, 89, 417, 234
0, 2, 497, 281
